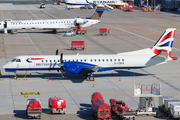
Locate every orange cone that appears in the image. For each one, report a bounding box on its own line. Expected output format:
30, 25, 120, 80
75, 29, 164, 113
48, 78, 50, 82
119, 78, 121, 81
93, 84, 95, 87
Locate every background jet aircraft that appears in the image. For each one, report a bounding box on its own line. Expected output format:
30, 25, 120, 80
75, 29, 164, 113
0, 8, 109, 34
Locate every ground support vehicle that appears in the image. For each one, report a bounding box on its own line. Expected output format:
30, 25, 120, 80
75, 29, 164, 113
163, 99, 180, 116
123, 6, 133, 12
142, 6, 153, 12
64, 30, 76, 36
92, 97, 104, 107
26, 98, 42, 119
158, 96, 174, 113
99, 28, 110, 35
48, 97, 66, 114
110, 98, 135, 119
71, 41, 85, 50
92, 100, 111, 120
117, 105, 136, 120
109, 98, 124, 114
134, 83, 161, 116
40, 3, 46, 8
170, 103, 180, 119
73, 26, 87, 35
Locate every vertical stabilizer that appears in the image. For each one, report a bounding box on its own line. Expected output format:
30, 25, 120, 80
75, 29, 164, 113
150, 28, 177, 61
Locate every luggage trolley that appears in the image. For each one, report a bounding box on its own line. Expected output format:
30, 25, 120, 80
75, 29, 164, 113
134, 83, 161, 116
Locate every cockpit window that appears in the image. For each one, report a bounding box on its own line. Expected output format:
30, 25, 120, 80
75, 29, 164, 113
16, 59, 21, 62
11, 59, 16, 62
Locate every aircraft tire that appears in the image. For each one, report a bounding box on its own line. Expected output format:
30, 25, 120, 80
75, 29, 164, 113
89, 76, 94, 81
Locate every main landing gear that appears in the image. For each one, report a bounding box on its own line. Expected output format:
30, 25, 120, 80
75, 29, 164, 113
88, 73, 94, 81
53, 29, 57, 34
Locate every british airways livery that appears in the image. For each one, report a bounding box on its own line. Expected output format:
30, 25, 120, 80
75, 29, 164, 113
0, 8, 109, 34
2, 28, 177, 81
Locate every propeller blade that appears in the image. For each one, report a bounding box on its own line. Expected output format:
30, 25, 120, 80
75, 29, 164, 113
56, 49, 58, 55
48, 62, 52, 72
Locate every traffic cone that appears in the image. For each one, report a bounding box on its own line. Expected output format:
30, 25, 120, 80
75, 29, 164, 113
93, 84, 95, 87
113, 30, 115, 33
48, 78, 50, 82
119, 78, 121, 81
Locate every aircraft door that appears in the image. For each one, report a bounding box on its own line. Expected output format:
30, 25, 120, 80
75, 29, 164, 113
4, 21, 7, 28
29, 58, 35, 68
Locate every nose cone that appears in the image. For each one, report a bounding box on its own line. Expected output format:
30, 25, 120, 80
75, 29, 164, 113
2, 64, 6, 69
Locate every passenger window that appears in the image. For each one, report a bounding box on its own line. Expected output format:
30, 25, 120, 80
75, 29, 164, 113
114, 59, 116, 61
110, 59, 112, 62
54, 60, 56, 62
50, 60, 52, 62
46, 60, 48, 62
47, 22, 48, 24
81, 59, 82, 62
42, 60, 44, 62
32, 23, 34, 24
16, 59, 21, 62
72, 60, 74, 61
53, 22, 55, 24
118, 59, 120, 61
69, 60, 70, 62
76, 59, 78, 62
102, 59, 104, 62
122, 59, 124, 61
61, 21, 63, 23
58, 60, 60, 62
106, 59, 108, 62
94, 59, 96, 62
99, 59, 100, 62
84, 59, 86, 62
91, 59, 92, 62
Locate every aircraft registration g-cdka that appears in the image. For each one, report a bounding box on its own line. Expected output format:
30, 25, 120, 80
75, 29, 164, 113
2, 28, 177, 81
0, 8, 109, 34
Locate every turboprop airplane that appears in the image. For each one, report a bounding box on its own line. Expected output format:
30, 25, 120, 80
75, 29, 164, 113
64, 0, 128, 8
2, 28, 177, 81
0, 8, 109, 34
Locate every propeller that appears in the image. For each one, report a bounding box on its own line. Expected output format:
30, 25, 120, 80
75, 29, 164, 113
60, 52, 65, 78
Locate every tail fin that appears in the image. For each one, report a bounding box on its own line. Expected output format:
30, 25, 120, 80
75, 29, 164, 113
150, 28, 177, 60
86, 8, 110, 20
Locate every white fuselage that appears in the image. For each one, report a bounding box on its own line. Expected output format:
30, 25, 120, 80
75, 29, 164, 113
65, 0, 128, 6
0, 18, 100, 30
2, 48, 164, 74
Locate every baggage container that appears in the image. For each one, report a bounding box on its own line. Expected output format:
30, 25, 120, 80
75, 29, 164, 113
91, 92, 104, 102
71, 41, 85, 50
159, 96, 174, 110
92, 100, 111, 120
48, 97, 66, 114
164, 99, 180, 116
26, 98, 42, 119
170, 102, 180, 119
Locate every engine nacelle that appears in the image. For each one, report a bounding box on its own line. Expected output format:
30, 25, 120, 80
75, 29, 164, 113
75, 18, 88, 24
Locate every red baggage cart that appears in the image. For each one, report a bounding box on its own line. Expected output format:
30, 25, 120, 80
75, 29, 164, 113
99, 28, 110, 35
91, 92, 104, 102
92, 97, 104, 107
92, 100, 111, 120
48, 97, 66, 114
109, 98, 124, 114
71, 41, 85, 50
26, 99, 42, 119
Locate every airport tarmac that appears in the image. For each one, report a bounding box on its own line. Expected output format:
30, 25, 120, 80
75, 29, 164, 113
0, 3, 180, 120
